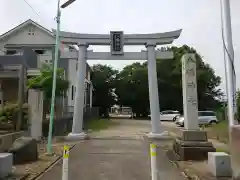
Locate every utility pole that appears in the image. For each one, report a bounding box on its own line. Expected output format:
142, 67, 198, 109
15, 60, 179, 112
221, 0, 236, 127
47, 0, 76, 155
47, 0, 61, 155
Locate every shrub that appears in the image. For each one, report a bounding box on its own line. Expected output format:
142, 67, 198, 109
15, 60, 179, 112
0, 103, 29, 130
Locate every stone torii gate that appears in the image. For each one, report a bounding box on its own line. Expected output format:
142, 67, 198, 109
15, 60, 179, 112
55, 29, 182, 140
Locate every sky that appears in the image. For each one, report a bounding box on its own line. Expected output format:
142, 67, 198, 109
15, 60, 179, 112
0, 0, 240, 93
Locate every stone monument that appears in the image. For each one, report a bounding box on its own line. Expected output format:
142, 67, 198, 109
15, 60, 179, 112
28, 89, 44, 140
173, 53, 215, 160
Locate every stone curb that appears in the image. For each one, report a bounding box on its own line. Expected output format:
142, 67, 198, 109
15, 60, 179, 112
20, 174, 29, 180
167, 152, 201, 180
2, 173, 29, 180
168, 159, 193, 180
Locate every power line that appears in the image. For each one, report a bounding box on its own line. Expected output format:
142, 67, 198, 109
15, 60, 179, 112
21, 0, 58, 31
21, 0, 69, 32
22, 0, 40, 17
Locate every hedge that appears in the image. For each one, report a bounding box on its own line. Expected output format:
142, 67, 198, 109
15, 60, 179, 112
0, 103, 29, 130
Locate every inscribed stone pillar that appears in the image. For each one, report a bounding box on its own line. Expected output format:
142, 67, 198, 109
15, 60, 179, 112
182, 54, 199, 130
173, 54, 216, 161
28, 89, 43, 140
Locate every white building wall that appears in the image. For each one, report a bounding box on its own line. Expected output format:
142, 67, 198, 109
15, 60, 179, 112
0, 22, 92, 109
0, 24, 55, 48
67, 59, 77, 107
37, 50, 53, 68
67, 58, 91, 108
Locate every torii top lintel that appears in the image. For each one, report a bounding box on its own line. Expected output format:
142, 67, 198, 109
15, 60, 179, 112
52, 29, 182, 46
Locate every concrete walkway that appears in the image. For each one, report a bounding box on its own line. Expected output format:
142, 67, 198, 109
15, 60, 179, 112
38, 119, 186, 180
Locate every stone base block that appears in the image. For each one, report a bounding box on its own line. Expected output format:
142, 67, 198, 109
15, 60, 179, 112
0, 153, 13, 178
181, 129, 207, 141
65, 132, 88, 141
208, 152, 232, 177
173, 130, 216, 161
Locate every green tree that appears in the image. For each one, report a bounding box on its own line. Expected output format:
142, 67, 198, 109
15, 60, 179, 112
91, 64, 118, 117
115, 45, 223, 117
28, 63, 69, 119
115, 62, 149, 117
159, 45, 223, 111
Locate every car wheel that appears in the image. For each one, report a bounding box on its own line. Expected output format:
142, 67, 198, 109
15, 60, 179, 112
173, 115, 180, 122
173, 116, 177, 121
209, 120, 217, 125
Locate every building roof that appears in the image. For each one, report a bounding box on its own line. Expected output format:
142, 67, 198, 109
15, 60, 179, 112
0, 19, 76, 49
0, 19, 53, 40
0, 19, 92, 72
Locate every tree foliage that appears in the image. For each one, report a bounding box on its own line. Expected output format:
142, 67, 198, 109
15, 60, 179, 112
91, 64, 118, 117
114, 45, 223, 117
115, 62, 149, 116
27, 63, 69, 100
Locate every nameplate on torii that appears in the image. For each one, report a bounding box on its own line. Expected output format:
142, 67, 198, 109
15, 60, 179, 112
110, 31, 124, 55
60, 50, 174, 60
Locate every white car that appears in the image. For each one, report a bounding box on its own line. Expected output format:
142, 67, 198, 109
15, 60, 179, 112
148, 110, 180, 121
175, 111, 218, 127
160, 110, 180, 121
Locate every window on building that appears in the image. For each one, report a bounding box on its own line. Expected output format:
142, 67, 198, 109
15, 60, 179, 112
71, 85, 74, 100
28, 27, 35, 35
35, 50, 45, 54
69, 46, 75, 52
6, 49, 17, 55
44, 60, 52, 64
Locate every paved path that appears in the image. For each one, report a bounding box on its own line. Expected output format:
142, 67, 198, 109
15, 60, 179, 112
90, 119, 151, 139
38, 119, 186, 180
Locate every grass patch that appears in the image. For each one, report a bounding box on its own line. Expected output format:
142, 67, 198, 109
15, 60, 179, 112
84, 118, 119, 132
207, 121, 229, 143
216, 147, 230, 154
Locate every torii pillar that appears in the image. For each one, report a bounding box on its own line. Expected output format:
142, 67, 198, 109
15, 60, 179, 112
68, 43, 88, 139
